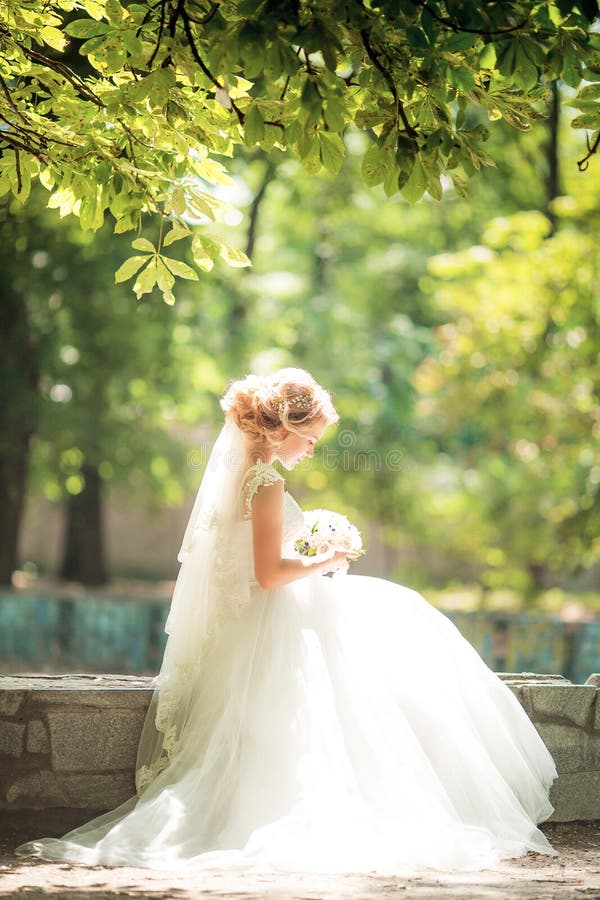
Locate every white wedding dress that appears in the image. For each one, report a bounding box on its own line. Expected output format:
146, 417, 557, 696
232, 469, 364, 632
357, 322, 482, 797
17, 458, 559, 874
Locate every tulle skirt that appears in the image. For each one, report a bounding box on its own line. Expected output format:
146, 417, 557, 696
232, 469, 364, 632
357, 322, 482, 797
16, 574, 558, 874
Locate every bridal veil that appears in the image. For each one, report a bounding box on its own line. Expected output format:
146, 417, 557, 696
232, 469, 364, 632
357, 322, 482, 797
135, 416, 249, 793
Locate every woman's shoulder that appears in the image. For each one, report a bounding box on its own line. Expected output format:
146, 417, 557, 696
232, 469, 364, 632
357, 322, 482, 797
242, 458, 284, 485
241, 460, 284, 513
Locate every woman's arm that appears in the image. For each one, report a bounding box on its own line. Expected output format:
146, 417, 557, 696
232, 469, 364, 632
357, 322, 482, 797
251, 479, 348, 589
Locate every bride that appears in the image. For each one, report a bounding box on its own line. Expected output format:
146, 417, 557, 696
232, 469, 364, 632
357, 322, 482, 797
17, 367, 558, 874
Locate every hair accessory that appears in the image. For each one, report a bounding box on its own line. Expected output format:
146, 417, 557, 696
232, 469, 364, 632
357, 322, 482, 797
275, 391, 312, 419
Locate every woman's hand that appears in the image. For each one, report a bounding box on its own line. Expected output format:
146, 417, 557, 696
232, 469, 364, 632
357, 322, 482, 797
319, 550, 360, 577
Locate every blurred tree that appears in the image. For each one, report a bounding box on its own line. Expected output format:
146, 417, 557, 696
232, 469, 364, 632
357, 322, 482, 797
0, 148, 278, 585
202, 98, 596, 599
1, 68, 596, 598
414, 187, 599, 596
1, 0, 598, 300
0, 190, 209, 584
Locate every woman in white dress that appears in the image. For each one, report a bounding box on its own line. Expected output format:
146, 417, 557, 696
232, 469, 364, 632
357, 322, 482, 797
17, 367, 558, 874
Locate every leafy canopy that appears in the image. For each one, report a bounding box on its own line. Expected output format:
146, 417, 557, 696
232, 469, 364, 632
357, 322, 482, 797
1, 0, 599, 301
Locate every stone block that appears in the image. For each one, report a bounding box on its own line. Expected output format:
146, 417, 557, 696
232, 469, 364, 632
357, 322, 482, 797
506, 684, 533, 718
548, 771, 600, 822
527, 684, 596, 727
6, 770, 135, 809
0, 721, 25, 758
47, 708, 145, 772
0, 692, 26, 715
26, 720, 50, 755
534, 722, 600, 773
497, 673, 568, 683
38, 690, 152, 710
586, 673, 600, 688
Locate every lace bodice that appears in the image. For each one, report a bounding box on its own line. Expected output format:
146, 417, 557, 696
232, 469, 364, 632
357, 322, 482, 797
241, 459, 283, 516
241, 460, 305, 554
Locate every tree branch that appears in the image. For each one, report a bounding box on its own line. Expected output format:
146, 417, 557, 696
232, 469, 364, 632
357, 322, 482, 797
147, 0, 167, 68
360, 27, 418, 142
179, 5, 245, 126
185, 2, 220, 26
14, 148, 22, 194
245, 159, 276, 261
10, 39, 105, 108
0, 127, 47, 160
577, 131, 600, 171
0, 74, 28, 124
408, 0, 529, 36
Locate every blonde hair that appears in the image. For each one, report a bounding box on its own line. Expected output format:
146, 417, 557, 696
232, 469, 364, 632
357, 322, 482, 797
221, 368, 338, 448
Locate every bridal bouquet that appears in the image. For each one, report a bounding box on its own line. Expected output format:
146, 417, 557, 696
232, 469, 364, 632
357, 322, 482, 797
294, 509, 364, 561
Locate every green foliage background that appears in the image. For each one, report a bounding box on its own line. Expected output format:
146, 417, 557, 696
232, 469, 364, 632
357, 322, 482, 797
3, 106, 597, 604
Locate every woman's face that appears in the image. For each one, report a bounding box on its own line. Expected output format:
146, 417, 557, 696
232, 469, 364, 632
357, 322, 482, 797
275, 418, 330, 470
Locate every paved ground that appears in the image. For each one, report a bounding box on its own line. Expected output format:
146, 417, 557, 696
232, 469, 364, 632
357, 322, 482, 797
0, 813, 599, 899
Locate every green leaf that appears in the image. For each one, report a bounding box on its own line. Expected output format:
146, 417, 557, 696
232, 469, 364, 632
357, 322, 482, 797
114, 255, 152, 283
407, 25, 429, 51
171, 185, 187, 217
513, 44, 539, 91
571, 112, 600, 128
156, 258, 176, 304
40, 25, 68, 51
244, 104, 265, 147
361, 144, 391, 187
131, 238, 156, 253
39, 168, 56, 191
446, 32, 477, 52
450, 172, 469, 198
193, 233, 220, 260
83, 0, 105, 19
401, 156, 428, 203
64, 19, 109, 39
479, 43, 497, 69
219, 243, 251, 267
383, 164, 400, 198
496, 41, 517, 78
448, 66, 477, 92
319, 132, 345, 174
300, 79, 322, 116
133, 258, 158, 299
79, 190, 104, 232
161, 257, 199, 280
576, 83, 600, 100
191, 234, 215, 271
322, 42, 337, 72
106, 0, 124, 23
323, 99, 345, 132
163, 224, 191, 247
426, 173, 443, 201
299, 133, 321, 173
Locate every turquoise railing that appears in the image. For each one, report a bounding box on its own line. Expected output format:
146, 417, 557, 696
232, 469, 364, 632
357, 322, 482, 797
0, 593, 598, 683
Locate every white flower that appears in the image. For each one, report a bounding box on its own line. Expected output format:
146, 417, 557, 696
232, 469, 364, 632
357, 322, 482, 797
294, 508, 364, 560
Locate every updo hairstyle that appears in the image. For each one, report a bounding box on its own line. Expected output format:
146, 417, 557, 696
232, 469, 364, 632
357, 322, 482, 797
221, 368, 338, 449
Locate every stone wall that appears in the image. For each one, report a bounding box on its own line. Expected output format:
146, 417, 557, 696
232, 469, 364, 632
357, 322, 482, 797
0, 675, 149, 811
1, 673, 599, 821
502, 672, 600, 822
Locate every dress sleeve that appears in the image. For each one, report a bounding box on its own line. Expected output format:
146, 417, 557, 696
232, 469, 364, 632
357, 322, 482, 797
241, 460, 284, 516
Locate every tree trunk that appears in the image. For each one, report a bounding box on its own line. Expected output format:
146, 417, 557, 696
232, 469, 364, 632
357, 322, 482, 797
0, 289, 39, 585
60, 463, 108, 585
0, 433, 31, 585
227, 158, 276, 370
545, 80, 560, 235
